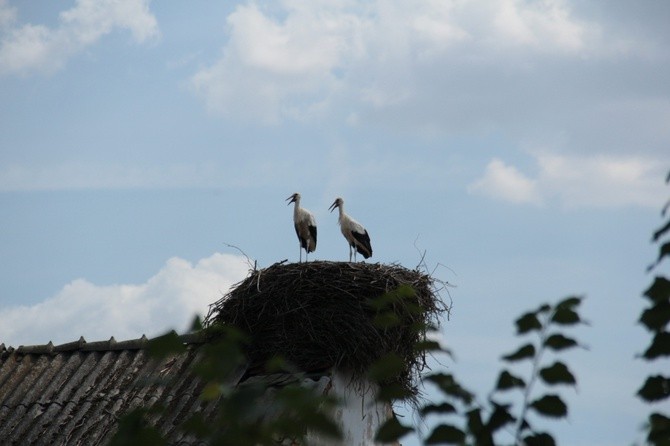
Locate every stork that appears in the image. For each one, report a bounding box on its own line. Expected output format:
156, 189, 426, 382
286, 193, 317, 262
329, 197, 372, 262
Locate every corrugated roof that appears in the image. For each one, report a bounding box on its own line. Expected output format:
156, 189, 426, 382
0, 333, 239, 445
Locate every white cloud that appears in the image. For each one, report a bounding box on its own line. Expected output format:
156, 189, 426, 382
493, 0, 590, 51
0, 0, 16, 29
469, 152, 669, 208
0, 0, 158, 75
0, 253, 251, 347
468, 158, 542, 205
60, 0, 158, 44
534, 152, 667, 208
190, 0, 608, 123
191, 1, 362, 123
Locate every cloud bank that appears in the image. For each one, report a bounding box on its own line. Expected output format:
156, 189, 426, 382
187, 0, 670, 168
469, 152, 667, 208
469, 158, 542, 205
189, 0, 639, 124
0, 253, 251, 347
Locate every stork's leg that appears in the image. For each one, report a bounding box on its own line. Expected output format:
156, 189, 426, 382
348, 245, 353, 262
299, 246, 303, 263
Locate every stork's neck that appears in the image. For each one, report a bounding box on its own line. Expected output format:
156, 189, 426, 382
337, 204, 345, 222
292, 198, 301, 217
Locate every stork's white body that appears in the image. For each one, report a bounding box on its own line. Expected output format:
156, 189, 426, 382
287, 193, 317, 262
329, 197, 372, 262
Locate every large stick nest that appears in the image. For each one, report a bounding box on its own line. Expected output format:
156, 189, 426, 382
204, 261, 448, 397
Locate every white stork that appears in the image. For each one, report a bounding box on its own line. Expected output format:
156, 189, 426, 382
286, 193, 317, 262
329, 197, 372, 262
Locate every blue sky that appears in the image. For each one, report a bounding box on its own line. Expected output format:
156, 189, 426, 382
1, 1, 669, 444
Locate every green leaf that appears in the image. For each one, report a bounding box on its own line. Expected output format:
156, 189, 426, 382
659, 241, 670, 263
265, 355, 292, 373
502, 343, 536, 362
373, 312, 401, 328
466, 407, 483, 432
374, 417, 413, 443
109, 409, 167, 446
647, 412, 670, 445
467, 408, 493, 446
377, 382, 413, 402
551, 307, 581, 325
147, 331, 185, 358
530, 394, 567, 418
368, 285, 416, 310
394, 283, 418, 299
524, 432, 557, 446
644, 277, 670, 304
515, 312, 542, 334
495, 370, 526, 391
425, 373, 474, 404
539, 361, 577, 386
414, 339, 445, 353
425, 424, 466, 445
640, 302, 670, 332
642, 332, 670, 359
637, 375, 670, 402
368, 353, 405, 382
420, 402, 457, 416
652, 219, 670, 242
555, 296, 582, 310
544, 333, 579, 351
189, 316, 203, 332
201, 382, 222, 401
486, 402, 515, 433
648, 241, 670, 272
301, 412, 342, 440
180, 413, 210, 438
549, 296, 583, 326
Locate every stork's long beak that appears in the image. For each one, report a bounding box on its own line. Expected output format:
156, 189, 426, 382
286, 194, 296, 205
328, 201, 338, 212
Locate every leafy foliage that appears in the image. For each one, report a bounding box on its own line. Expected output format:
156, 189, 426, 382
375, 416, 414, 443
638, 376, 670, 403
108, 408, 166, 446
109, 319, 342, 445
646, 413, 670, 445
495, 370, 526, 391
638, 171, 670, 445
424, 424, 466, 444
376, 296, 585, 446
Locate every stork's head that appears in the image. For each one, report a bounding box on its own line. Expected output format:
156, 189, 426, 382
328, 197, 343, 212
286, 193, 300, 205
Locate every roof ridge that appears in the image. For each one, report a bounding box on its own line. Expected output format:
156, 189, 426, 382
1, 331, 207, 358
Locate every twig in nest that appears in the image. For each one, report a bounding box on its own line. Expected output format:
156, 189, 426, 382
412, 238, 455, 321
414, 234, 428, 272
223, 242, 256, 270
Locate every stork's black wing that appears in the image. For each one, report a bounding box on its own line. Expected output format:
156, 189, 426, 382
352, 230, 372, 259
308, 224, 317, 252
